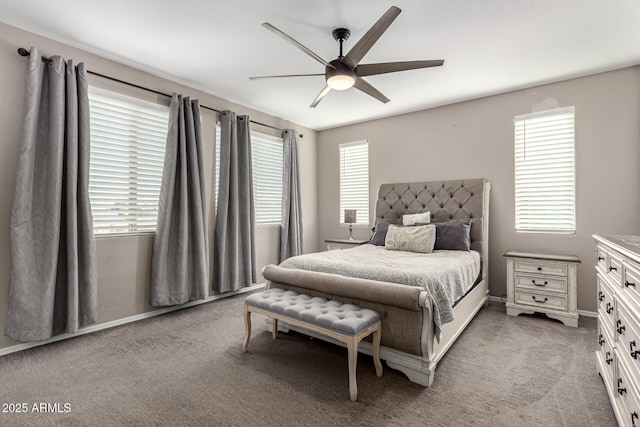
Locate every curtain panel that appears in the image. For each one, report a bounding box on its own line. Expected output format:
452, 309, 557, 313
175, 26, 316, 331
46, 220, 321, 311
151, 95, 208, 306
5, 47, 98, 342
213, 111, 256, 292
280, 129, 303, 261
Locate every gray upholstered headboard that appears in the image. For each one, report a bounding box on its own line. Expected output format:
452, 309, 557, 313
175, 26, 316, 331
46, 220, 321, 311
375, 179, 491, 283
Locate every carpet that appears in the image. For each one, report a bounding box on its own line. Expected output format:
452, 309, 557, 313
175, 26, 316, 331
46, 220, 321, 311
0, 294, 615, 426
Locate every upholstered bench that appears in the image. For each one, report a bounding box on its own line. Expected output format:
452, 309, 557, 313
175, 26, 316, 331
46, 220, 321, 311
242, 288, 383, 401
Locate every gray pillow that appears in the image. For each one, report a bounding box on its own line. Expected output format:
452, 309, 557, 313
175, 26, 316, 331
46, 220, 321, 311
369, 220, 391, 246
433, 219, 471, 251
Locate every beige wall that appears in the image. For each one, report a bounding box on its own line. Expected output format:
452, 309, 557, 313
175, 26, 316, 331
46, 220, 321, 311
0, 22, 318, 350
317, 67, 640, 313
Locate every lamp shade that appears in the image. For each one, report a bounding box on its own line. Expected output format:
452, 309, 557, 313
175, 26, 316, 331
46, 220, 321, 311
344, 209, 357, 224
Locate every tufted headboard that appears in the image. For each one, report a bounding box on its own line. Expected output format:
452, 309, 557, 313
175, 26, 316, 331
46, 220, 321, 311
375, 179, 491, 283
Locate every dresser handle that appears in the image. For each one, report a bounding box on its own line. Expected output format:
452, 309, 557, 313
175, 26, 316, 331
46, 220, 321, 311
531, 280, 547, 287
610, 266, 618, 272
626, 280, 636, 288
618, 320, 626, 334
598, 334, 605, 346
606, 303, 614, 314
606, 352, 613, 365
598, 291, 605, 302
631, 341, 640, 359
619, 384, 628, 396
632, 412, 639, 427
531, 296, 548, 304
598, 256, 605, 261
537, 267, 542, 271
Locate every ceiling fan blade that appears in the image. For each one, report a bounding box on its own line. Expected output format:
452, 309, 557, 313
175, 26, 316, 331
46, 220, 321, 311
262, 23, 335, 69
342, 6, 401, 69
357, 60, 444, 77
310, 85, 332, 108
353, 78, 390, 103
250, 73, 324, 80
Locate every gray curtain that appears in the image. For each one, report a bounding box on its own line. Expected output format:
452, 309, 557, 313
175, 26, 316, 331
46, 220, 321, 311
280, 129, 303, 262
5, 47, 98, 342
151, 95, 208, 306
213, 111, 256, 292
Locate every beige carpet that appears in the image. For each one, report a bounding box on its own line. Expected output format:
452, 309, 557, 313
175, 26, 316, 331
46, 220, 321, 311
0, 294, 615, 426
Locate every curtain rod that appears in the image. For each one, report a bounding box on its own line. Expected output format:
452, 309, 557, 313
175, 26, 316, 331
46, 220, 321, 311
17, 47, 302, 138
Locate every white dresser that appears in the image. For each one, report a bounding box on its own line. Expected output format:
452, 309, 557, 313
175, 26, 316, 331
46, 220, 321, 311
504, 251, 580, 327
595, 235, 640, 427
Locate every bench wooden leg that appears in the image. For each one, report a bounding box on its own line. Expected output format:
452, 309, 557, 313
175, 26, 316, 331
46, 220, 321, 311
242, 305, 251, 353
272, 318, 278, 339
372, 324, 383, 377
347, 337, 358, 402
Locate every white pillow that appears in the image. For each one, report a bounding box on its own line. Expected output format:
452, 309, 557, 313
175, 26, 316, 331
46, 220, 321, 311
385, 224, 436, 254
402, 211, 431, 226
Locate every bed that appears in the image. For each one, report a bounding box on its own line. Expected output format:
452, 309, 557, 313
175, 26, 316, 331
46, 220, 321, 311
262, 179, 490, 386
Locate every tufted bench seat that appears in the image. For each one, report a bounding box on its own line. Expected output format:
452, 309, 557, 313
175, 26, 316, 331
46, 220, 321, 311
242, 288, 382, 401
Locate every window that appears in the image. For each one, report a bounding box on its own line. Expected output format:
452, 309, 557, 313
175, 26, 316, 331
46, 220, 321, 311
514, 107, 575, 233
339, 141, 369, 225
88, 88, 169, 234
215, 128, 283, 225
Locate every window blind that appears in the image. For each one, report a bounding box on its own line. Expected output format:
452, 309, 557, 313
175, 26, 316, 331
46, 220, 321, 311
339, 141, 369, 225
215, 127, 283, 225
88, 88, 169, 234
514, 107, 575, 233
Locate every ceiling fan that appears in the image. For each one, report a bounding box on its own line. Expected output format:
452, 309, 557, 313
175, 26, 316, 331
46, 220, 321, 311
250, 6, 444, 108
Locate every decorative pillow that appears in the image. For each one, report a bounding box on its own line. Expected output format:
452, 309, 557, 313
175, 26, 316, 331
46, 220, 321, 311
369, 220, 392, 246
385, 224, 436, 254
433, 219, 472, 251
402, 211, 430, 226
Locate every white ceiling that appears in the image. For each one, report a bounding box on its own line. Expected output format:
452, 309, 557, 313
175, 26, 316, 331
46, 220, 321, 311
1, 0, 640, 131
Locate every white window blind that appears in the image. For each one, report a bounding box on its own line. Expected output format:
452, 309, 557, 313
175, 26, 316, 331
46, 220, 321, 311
215, 127, 283, 225
514, 107, 575, 233
339, 141, 369, 225
88, 88, 169, 234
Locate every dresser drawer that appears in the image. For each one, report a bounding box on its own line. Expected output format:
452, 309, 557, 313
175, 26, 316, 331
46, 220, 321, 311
623, 262, 640, 310
596, 245, 608, 271
615, 354, 640, 427
609, 251, 624, 287
598, 320, 616, 388
514, 289, 567, 311
598, 275, 616, 335
514, 260, 567, 277
514, 274, 567, 294
617, 299, 640, 383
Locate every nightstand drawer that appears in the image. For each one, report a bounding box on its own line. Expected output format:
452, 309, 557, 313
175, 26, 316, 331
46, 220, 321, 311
514, 260, 567, 277
514, 274, 567, 293
514, 289, 567, 311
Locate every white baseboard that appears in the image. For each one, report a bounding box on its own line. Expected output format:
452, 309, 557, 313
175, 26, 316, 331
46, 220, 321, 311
0, 283, 265, 357
487, 295, 597, 318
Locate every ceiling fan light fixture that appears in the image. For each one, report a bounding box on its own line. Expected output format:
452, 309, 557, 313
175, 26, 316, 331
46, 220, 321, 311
326, 60, 356, 90
327, 74, 355, 90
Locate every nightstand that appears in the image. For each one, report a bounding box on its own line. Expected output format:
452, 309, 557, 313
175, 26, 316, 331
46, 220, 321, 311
325, 239, 368, 251
504, 251, 581, 327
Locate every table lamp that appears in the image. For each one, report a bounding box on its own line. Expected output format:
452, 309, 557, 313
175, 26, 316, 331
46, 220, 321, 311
344, 209, 357, 241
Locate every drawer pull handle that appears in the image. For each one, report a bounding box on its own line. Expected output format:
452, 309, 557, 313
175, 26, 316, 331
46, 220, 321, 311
632, 412, 639, 427
626, 280, 636, 288
598, 291, 605, 302
630, 341, 640, 359
606, 303, 614, 314
606, 352, 613, 365
610, 266, 618, 272
599, 334, 605, 346
531, 280, 547, 287
531, 296, 548, 304
618, 320, 626, 334
537, 267, 542, 271
598, 256, 605, 261
619, 386, 627, 396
